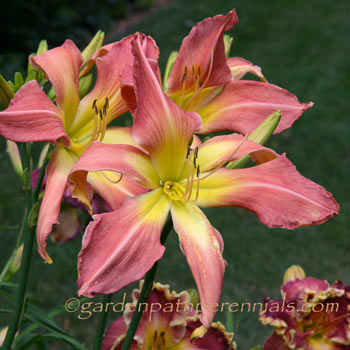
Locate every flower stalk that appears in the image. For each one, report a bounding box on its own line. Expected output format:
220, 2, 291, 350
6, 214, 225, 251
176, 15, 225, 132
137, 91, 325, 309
2, 144, 52, 350
93, 294, 112, 350
121, 217, 173, 350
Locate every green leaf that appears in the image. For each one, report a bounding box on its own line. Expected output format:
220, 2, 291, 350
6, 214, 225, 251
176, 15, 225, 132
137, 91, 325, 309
226, 310, 234, 332
0, 290, 86, 350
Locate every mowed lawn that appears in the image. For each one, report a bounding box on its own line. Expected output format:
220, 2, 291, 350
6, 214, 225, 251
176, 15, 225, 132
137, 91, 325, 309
0, 0, 349, 348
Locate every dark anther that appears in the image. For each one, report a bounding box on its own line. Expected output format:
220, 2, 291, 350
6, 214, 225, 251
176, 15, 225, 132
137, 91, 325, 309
105, 96, 109, 109
92, 99, 97, 109
198, 66, 201, 76
199, 82, 203, 88
182, 67, 187, 82
194, 147, 198, 158
186, 147, 191, 159
99, 110, 103, 120
94, 105, 98, 115
103, 105, 107, 116
197, 165, 200, 177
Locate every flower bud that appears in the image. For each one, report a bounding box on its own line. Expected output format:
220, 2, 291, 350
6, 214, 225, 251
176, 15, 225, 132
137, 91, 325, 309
227, 111, 281, 169
81, 30, 105, 66
6, 140, 23, 176
8, 244, 24, 277
283, 265, 306, 284
0, 74, 15, 108
163, 51, 178, 89
224, 34, 234, 57
79, 73, 93, 99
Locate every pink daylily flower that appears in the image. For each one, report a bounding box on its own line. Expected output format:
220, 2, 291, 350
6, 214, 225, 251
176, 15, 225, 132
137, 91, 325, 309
123, 10, 313, 136
102, 282, 236, 350
260, 270, 350, 350
0, 34, 159, 263
68, 36, 339, 328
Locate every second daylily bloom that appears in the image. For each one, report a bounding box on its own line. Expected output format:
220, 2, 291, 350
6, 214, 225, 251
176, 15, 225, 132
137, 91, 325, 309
0, 34, 159, 262
68, 36, 339, 328
123, 9, 313, 136
260, 267, 350, 350
166, 9, 314, 135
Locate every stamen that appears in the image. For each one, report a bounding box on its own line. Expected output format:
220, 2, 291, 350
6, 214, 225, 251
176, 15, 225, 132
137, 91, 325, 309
100, 171, 123, 184
183, 50, 214, 111
194, 165, 200, 202
199, 135, 248, 181
181, 67, 187, 108
193, 146, 199, 167
194, 146, 198, 158
98, 113, 108, 141
186, 146, 191, 159
184, 165, 196, 202
92, 99, 97, 109
83, 108, 99, 150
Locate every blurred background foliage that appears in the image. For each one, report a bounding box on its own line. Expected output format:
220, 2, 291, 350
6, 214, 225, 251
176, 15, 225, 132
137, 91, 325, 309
0, 0, 349, 349
0, 0, 154, 78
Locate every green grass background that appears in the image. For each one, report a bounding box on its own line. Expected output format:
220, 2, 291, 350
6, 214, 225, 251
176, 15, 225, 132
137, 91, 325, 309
0, 0, 349, 348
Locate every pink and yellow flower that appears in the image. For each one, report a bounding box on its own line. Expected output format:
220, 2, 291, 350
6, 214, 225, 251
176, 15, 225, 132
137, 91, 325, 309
102, 282, 236, 350
0, 34, 158, 263
260, 267, 350, 350
68, 35, 339, 328
122, 10, 313, 136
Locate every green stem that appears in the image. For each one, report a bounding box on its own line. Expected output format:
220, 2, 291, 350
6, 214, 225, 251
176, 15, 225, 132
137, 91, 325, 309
33, 145, 52, 202
121, 217, 173, 350
93, 294, 113, 350
2, 143, 51, 350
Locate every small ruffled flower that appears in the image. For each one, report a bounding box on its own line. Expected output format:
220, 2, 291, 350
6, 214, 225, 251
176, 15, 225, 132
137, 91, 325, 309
102, 282, 236, 350
260, 267, 350, 350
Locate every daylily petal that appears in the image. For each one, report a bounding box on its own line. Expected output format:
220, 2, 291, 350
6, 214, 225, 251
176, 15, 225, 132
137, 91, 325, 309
166, 10, 238, 95
263, 333, 290, 350
227, 57, 266, 81
195, 155, 339, 229
185, 321, 235, 350
0, 81, 69, 145
87, 171, 147, 211
37, 147, 76, 262
68, 142, 159, 212
192, 134, 278, 174
69, 41, 132, 137
101, 127, 142, 149
77, 189, 170, 297
198, 80, 313, 134
131, 35, 201, 181
81, 32, 159, 76
51, 207, 81, 244
102, 316, 128, 350
80, 42, 114, 76
30, 40, 82, 128
171, 201, 225, 327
